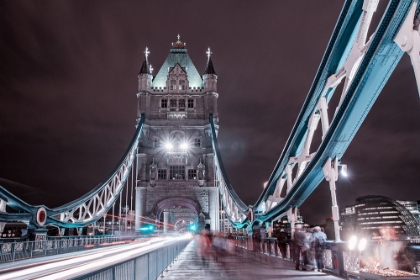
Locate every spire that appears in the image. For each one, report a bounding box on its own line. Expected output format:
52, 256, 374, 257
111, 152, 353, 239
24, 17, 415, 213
171, 34, 186, 49
204, 47, 216, 75
139, 47, 151, 75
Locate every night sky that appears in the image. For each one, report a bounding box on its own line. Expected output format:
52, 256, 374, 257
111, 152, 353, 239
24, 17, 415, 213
1, 1, 420, 225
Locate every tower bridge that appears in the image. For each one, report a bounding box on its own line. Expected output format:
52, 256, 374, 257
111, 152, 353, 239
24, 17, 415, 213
1, 0, 420, 278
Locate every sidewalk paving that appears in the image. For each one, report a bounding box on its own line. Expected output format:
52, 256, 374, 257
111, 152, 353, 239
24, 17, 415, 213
161, 240, 344, 279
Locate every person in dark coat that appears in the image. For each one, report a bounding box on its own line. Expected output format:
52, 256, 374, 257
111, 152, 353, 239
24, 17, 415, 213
293, 223, 309, 270
277, 229, 288, 259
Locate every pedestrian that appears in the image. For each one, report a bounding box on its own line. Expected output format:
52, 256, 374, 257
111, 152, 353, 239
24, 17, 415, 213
196, 229, 211, 266
293, 223, 309, 270
311, 226, 327, 272
277, 229, 288, 259
252, 227, 261, 253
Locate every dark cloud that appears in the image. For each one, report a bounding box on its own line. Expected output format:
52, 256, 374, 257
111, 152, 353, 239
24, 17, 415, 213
0, 1, 419, 224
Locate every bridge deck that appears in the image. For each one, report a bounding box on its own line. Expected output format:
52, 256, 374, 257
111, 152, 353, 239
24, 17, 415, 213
161, 239, 344, 279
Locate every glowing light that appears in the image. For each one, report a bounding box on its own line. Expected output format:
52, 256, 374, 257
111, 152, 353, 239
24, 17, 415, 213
165, 142, 173, 151
358, 238, 367, 251
348, 235, 357, 250
139, 224, 155, 232
180, 142, 189, 150
263, 181, 268, 188
341, 164, 348, 177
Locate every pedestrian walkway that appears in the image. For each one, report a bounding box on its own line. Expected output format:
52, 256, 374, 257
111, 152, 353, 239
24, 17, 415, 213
161, 240, 344, 279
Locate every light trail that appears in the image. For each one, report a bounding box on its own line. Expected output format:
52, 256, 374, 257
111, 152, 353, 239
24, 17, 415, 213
0, 235, 189, 280
106, 213, 176, 228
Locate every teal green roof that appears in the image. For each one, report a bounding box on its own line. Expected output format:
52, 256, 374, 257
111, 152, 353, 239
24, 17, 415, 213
152, 49, 203, 89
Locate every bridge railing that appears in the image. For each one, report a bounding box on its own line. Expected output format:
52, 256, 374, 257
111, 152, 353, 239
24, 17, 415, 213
0, 235, 136, 263
69, 239, 190, 280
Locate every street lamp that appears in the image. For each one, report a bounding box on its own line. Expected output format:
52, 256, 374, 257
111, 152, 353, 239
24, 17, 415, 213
180, 142, 189, 150
164, 142, 173, 151
358, 238, 367, 251
349, 235, 358, 250
340, 164, 348, 177
347, 235, 367, 271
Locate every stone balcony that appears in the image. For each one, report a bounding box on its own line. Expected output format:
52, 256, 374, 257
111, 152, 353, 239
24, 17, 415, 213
167, 111, 187, 119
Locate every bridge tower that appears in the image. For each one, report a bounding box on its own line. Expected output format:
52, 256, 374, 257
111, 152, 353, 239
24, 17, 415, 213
135, 36, 220, 233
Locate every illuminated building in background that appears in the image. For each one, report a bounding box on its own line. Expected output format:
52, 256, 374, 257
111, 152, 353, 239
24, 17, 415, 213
340, 195, 420, 240
135, 36, 220, 232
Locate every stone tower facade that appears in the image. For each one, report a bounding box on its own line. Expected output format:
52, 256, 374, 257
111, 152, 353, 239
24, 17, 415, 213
135, 36, 220, 232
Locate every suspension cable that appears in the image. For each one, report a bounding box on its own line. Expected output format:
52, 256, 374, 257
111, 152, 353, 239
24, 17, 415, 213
125, 177, 128, 232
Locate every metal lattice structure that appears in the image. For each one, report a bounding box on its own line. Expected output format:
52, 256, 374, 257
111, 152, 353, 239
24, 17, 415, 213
0, 115, 145, 229
1, 0, 420, 234
209, 0, 420, 231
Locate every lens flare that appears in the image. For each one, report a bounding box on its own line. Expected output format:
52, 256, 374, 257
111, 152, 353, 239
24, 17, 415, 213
165, 142, 173, 151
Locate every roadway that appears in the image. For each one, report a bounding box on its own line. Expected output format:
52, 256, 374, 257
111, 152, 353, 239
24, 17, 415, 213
0, 235, 186, 279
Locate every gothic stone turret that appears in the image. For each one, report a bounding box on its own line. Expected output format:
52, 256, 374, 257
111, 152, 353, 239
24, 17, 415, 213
135, 36, 220, 232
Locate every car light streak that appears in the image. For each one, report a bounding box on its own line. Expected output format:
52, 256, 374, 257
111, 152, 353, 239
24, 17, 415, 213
0, 235, 190, 280
0, 241, 152, 280
35, 242, 166, 280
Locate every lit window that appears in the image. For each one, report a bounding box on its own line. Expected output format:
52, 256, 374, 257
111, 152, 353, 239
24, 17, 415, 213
194, 138, 201, 147
170, 99, 177, 107
179, 99, 185, 108
158, 169, 167, 180
170, 166, 185, 180
161, 99, 167, 108
179, 80, 185, 90
171, 80, 176, 90
188, 99, 194, 108
188, 169, 197, 180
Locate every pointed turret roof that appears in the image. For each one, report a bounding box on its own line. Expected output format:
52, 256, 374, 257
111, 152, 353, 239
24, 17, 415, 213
204, 57, 216, 75
204, 47, 216, 75
139, 47, 151, 75
139, 60, 150, 74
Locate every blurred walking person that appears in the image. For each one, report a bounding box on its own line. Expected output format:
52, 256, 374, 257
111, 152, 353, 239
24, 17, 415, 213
293, 224, 309, 270
196, 225, 212, 266
311, 226, 327, 272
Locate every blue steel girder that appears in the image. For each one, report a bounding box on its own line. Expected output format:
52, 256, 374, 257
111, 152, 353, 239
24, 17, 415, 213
251, 0, 417, 225
256, 0, 365, 209
209, 115, 248, 227
0, 115, 145, 229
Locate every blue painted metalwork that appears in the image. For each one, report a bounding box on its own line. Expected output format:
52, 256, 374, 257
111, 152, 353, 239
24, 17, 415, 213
1, 0, 419, 233
208, 0, 420, 228
0, 115, 145, 229
209, 115, 247, 216
255, 0, 417, 223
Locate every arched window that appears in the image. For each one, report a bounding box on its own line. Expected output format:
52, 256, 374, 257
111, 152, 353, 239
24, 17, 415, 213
171, 80, 176, 90
153, 138, 160, 148
179, 80, 185, 90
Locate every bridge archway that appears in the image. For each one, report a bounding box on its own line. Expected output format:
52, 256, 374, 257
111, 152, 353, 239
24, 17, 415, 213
152, 197, 201, 230
173, 218, 196, 232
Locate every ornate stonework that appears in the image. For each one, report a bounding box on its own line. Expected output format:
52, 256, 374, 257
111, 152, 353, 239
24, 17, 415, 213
135, 38, 220, 232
